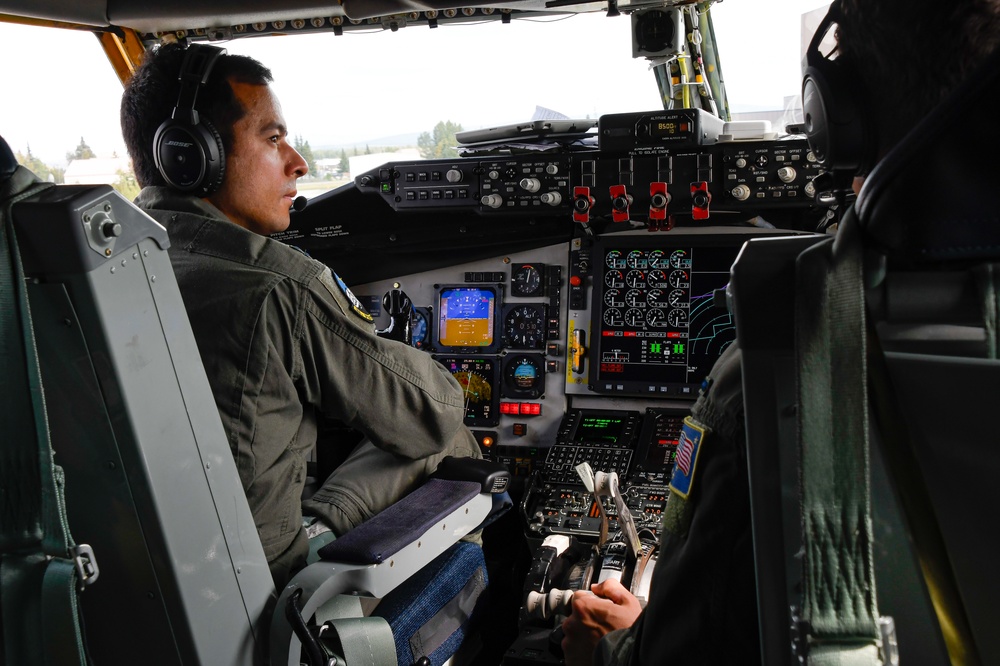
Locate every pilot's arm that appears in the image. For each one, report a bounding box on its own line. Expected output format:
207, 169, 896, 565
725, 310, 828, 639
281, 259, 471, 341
292, 266, 481, 531
298, 266, 473, 458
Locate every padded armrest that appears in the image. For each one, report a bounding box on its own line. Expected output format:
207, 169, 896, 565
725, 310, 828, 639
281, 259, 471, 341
318, 479, 480, 565
270, 478, 495, 666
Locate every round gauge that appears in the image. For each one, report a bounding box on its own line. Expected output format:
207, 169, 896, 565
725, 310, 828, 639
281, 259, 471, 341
511, 264, 543, 297
669, 249, 691, 269
668, 269, 690, 288
624, 308, 645, 327
647, 289, 670, 308
625, 289, 647, 308
625, 270, 646, 288
604, 289, 625, 308
503, 304, 545, 349
648, 250, 669, 269
626, 250, 647, 269
605, 270, 625, 288
606, 250, 626, 269
503, 354, 545, 398
603, 308, 624, 327
668, 289, 689, 307
668, 308, 688, 327
410, 308, 429, 349
647, 270, 668, 288
646, 309, 667, 327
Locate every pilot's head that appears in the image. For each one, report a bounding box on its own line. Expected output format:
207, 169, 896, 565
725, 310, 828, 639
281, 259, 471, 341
121, 42, 308, 235
834, 0, 1000, 161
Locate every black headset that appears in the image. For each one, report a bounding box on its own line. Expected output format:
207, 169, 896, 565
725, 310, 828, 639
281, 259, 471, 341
801, 0, 876, 175
153, 44, 228, 195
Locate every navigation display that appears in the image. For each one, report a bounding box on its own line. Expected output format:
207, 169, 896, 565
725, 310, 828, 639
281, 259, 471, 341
436, 285, 500, 352
435, 356, 499, 427
590, 236, 743, 397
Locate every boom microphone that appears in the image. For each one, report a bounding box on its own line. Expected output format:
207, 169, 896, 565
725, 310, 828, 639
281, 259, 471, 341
292, 195, 308, 212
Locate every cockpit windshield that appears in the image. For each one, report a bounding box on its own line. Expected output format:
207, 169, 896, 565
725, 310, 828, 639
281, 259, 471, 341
0, 0, 831, 195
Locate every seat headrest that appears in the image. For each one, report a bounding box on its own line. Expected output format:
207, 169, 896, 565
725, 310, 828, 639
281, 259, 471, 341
855, 46, 1000, 265
0, 134, 16, 183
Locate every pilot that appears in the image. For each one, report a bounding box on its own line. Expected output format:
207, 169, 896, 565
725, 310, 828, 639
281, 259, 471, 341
120, 43, 481, 587
560, 0, 1000, 663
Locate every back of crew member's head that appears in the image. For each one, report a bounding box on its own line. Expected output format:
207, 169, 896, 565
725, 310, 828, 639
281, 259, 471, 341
120, 42, 273, 189
835, 0, 1000, 157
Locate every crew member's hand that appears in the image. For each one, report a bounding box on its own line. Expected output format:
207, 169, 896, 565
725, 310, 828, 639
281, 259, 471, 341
560, 578, 643, 666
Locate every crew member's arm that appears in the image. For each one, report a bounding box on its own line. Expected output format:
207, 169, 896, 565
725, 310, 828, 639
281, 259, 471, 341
296, 266, 469, 459
561, 579, 643, 666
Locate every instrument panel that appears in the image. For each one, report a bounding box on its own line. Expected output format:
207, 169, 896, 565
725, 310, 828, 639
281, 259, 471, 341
350, 226, 786, 474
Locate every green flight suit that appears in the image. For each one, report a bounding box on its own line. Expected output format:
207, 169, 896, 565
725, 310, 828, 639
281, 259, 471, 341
136, 187, 481, 587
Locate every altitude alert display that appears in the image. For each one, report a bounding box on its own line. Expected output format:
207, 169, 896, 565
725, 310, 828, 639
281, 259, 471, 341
590, 239, 741, 397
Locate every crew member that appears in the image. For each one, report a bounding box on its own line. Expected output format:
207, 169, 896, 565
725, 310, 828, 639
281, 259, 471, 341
561, 0, 1000, 662
121, 43, 481, 587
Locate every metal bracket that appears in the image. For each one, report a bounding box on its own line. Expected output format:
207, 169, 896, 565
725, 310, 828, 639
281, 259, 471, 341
72, 543, 100, 590
81, 200, 121, 258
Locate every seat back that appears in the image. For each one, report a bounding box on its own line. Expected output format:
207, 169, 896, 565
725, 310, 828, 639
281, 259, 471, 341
12, 184, 275, 664
0, 134, 16, 181
732, 46, 1000, 665
9, 179, 500, 666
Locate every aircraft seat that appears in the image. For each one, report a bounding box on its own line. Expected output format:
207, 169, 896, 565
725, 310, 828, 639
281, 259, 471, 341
731, 45, 1000, 666
3, 175, 506, 666
0, 134, 15, 180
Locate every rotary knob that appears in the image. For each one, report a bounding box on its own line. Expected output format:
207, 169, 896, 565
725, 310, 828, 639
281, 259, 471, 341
446, 168, 463, 183
777, 166, 797, 183
481, 193, 503, 208
520, 177, 541, 193
731, 184, 751, 201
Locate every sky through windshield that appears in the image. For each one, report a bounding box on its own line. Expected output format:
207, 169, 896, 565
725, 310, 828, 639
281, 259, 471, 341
0, 1, 830, 167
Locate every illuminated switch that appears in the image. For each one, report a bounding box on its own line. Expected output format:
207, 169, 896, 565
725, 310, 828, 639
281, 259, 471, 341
512, 423, 528, 437
520, 403, 542, 416
500, 402, 520, 415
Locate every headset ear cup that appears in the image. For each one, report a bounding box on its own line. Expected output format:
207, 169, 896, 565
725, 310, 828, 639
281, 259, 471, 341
802, 66, 834, 167
200, 118, 225, 196
152, 117, 225, 195
802, 58, 871, 174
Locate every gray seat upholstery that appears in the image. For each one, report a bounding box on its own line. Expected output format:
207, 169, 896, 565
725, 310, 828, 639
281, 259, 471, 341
8, 181, 499, 665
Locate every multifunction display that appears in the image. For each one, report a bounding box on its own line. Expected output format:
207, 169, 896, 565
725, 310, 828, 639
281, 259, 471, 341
435, 355, 499, 427
590, 237, 742, 397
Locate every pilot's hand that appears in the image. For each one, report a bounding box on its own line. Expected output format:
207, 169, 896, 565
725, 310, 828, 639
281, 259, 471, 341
560, 579, 643, 666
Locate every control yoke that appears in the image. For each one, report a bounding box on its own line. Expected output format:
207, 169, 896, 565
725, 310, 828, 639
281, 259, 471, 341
375, 288, 412, 345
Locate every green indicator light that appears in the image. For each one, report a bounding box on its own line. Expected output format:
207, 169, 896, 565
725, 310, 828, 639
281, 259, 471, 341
673, 343, 685, 354
650, 342, 661, 354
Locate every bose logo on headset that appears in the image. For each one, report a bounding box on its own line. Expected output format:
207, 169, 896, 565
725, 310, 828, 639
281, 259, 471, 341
152, 44, 228, 195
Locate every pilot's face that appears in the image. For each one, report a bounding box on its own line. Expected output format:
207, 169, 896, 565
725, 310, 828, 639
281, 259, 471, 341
206, 80, 308, 236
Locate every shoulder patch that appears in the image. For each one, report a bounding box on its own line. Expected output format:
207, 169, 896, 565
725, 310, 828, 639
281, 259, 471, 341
320, 269, 374, 323
668, 416, 708, 499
